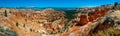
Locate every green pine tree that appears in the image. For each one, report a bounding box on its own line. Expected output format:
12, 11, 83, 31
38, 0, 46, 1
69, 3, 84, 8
4, 10, 7, 17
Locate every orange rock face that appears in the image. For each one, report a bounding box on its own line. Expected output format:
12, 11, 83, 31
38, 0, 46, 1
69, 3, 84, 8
69, 7, 111, 36
77, 14, 89, 26
0, 7, 111, 36
74, 7, 110, 26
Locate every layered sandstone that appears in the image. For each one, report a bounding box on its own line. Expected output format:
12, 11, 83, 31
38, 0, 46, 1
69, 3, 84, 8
0, 7, 113, 36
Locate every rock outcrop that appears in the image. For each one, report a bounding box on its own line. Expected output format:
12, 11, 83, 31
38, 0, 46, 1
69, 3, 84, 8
1, 6, 120, 36
0, 8, 67, 36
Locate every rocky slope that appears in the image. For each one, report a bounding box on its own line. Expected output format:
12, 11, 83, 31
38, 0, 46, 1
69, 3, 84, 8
0, 4, 120, 36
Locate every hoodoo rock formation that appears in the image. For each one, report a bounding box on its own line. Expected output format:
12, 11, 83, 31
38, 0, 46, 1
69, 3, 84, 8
72, 7, 110, 26
1, 5, 120, 36
68, 7, 111, 36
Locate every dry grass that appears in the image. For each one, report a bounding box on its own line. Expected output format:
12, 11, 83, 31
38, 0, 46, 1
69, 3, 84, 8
91, 28, 120, 36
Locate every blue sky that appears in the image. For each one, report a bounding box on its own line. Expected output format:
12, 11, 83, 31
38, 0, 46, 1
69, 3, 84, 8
0, 0, 120, 7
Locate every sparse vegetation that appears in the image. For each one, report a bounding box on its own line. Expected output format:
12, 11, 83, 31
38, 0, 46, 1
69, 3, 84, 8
112, 2, 119, 10
114, 2, 119, 7
16, 22, 19, 27
30, 28, 32, 32
64, 10, 78, 21
4, 10, 8, 17
91, 28, 120, 36
0, 3, 120, 36
23, 24, 25, 27
0, 26, 18, 36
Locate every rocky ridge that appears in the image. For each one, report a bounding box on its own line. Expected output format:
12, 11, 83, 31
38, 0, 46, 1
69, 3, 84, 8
0, 4, 120, 36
